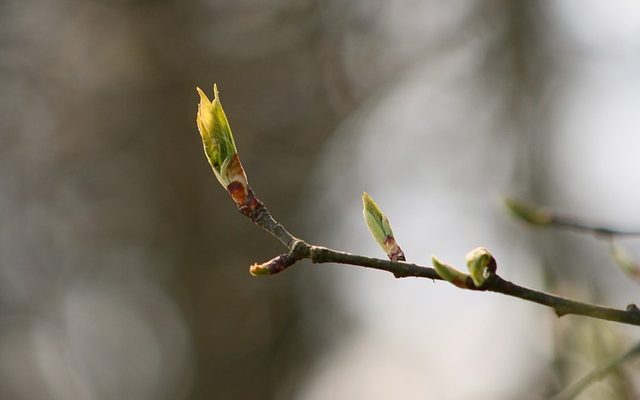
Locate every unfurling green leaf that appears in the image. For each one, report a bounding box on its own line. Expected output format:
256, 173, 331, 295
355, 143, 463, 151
504, 198, 553, 226
196, 84, 258, 212
196, 84, 247, 189
432, 256, 469, 288
362, 192, 405, 261
465, 247, 496, 287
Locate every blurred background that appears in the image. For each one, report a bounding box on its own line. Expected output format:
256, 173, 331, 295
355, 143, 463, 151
2, 0, 640, 399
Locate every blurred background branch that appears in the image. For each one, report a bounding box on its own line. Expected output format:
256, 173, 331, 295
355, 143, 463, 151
552, 340, 640, 400
507, 198, 640, 282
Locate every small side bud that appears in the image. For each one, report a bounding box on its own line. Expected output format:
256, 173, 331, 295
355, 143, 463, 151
626, 304, 640, 313
432, 256, 469, 288
249, 262, 273, 276
249, 253, 295, 276
362, 192, 405, 261
465, 247, 496, 287
504, 198, 553, 226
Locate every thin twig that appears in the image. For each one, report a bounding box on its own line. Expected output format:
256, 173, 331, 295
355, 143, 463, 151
505, 198, 640, 238
298, 243, 640, 325
551, 341, 640, 400
549, 215, 640, 281
243, 204, 640, 327
250, 201, 299, 248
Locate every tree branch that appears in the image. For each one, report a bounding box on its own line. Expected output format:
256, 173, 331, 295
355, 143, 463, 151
550, 214, 640, 238
504, 198, 640, 238
244, 207, 640, 327
195, 86, 640, 328
249, 199, 299, 249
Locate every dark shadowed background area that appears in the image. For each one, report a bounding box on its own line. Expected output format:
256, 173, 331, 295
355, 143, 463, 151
2, 1, 640, 399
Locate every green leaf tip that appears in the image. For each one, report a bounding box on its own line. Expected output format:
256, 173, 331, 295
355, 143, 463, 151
362, 191, 391, 245
432, 256, 469, 288
465, 247, 496, 287
362, 192, 405, 261
213, 83, 220, 100
504, 198, 553, 226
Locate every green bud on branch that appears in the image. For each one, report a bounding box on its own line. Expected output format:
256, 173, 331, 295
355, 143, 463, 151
465, 247, 496, 287
196, 84, 262, 217
362, 192, 405, 261
432, 256, 469, 288
249, 254, 294, 276
196, 84, 244, 188
504, 198, 553, 226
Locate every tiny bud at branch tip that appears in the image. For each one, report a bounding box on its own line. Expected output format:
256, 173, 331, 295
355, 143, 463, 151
249, 263, 271, 276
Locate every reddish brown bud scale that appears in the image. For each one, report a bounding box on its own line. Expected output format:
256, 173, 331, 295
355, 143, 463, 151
225, 155, 249, 187
232, 187, 263, 219
451, 278, 468, 289
385, 237, 406, 261
227, 181, 248, 206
